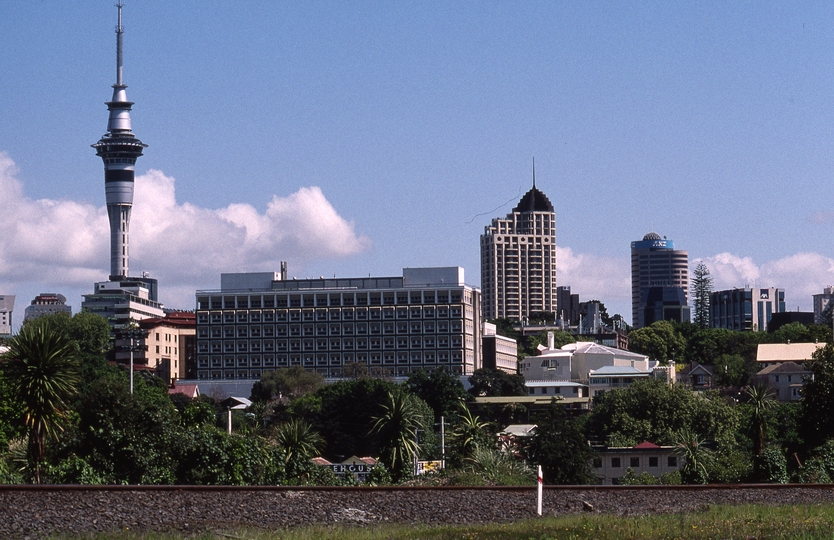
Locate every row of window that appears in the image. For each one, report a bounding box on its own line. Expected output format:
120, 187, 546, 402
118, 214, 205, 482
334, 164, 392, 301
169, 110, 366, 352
595, 456, 678, 468
196, 349, 465, 368
197, 291, 467, 310
197, 320, 464, 339
196, 364, 467, 380
197, 336, 466, 354
196, 306, 466, 325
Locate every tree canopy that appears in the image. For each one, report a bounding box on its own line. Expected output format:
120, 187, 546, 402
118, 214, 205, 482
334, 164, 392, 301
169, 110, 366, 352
468, 368, 526, 397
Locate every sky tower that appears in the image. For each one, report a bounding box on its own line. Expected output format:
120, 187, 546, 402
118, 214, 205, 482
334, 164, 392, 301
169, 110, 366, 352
83, 2, 163, 333
92, 0, 146, 281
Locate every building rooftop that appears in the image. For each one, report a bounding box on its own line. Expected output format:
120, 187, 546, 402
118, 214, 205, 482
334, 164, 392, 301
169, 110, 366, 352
512, 186, 554, 213
756, 342, 826, 363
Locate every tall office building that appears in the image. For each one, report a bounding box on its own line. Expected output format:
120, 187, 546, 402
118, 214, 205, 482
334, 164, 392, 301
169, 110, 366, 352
82, 3, 164, 329
480, 167, 557, 321
0, 295, 15, 337
813, 286, 834, 324
631, 232, 690, 328
23, 293, 72, 322
710, 287, 785, 332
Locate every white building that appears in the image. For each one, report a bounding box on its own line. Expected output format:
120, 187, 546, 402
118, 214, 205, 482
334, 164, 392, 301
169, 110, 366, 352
520, 338, 651, 382
480, 171, 557, 322
81, 277, 165, 329
482, 322, 518, 374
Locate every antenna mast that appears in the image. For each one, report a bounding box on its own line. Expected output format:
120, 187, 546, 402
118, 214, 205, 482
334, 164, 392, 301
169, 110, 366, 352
116, 0, 124, 86
532, 157, 536, 188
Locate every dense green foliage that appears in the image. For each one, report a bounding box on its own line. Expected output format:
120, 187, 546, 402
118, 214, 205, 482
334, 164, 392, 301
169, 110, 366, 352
468, 368, 526, 397
249, 366, 323, 402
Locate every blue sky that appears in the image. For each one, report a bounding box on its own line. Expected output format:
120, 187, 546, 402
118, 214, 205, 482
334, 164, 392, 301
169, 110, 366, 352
2, 1, 834, 324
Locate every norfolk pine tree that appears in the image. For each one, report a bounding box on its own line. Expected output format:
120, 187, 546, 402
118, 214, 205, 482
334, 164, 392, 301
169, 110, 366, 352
692, 262, 713, 329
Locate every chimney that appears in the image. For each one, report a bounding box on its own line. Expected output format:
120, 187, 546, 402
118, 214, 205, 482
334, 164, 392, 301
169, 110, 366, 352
547, 331, 555, 350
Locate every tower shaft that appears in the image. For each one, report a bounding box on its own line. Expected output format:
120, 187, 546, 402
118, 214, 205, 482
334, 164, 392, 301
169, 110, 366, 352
92, 1, 146, 280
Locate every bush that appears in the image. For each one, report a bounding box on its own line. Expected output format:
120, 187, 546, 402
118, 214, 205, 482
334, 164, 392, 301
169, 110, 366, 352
754, 446, 788, 484
619, 467, 659, 485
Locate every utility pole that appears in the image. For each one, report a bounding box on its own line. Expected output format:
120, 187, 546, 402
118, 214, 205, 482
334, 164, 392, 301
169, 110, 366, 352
440, 416, 446, 470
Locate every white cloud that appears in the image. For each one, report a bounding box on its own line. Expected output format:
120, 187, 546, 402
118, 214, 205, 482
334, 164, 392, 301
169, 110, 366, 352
699, 252, 834, 311
0, 152, 371, 310
555, 246, 631, 316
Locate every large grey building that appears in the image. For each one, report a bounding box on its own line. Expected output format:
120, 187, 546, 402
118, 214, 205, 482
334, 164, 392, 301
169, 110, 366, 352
710, 287, 785, 332
23, 293, 72, 322
0, 295, 15, 337
480, 171, 557, 322
631, 232, 690, 328
195, 267, 482, 380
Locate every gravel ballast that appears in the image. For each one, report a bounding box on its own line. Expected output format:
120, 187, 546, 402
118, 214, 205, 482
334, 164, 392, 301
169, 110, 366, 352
2, 485, 834, 538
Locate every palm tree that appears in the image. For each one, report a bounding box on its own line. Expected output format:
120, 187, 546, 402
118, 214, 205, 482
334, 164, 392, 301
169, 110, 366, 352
274, 418, 323, 465
451, 400, 491, 459
743, 383, 777, 456
370, 391, 424, 481
1, 323, 80, 483
674, 427, 713, 484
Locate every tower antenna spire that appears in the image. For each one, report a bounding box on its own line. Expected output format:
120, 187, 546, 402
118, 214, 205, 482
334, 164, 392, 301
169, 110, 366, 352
532, 157, 536, 188
116, 0, 124, 86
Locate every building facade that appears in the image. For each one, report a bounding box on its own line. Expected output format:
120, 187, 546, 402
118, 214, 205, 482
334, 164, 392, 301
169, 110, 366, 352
0, 295, 15, 337
23, 293, 72, 322
481, 322, 518, 373
813, 286, 834, 324
630, 233, 689, 328
138, 311, 196, 384
480, 173, 557, 322
195, 267, 482, 380
710, 287, 785, 332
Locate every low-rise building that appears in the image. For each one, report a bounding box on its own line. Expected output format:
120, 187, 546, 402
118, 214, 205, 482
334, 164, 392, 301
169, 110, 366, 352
525, 379, 586, 399
593, 441, 682, 485
677, 362, 715, 391
756, 342, 825, 367
754, 361, 810, 402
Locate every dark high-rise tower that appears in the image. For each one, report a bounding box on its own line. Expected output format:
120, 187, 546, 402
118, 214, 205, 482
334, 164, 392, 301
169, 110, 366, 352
630, 232, 690, 328
92, 1, 146, 281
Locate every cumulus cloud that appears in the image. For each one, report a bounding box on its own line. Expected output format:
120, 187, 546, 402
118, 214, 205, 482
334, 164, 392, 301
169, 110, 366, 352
555, 246, 631, 315
699, 252, 834, 311
0, 152, 370, 309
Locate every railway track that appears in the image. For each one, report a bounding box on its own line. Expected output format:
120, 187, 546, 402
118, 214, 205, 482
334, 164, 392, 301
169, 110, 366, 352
2, 484, 834, 538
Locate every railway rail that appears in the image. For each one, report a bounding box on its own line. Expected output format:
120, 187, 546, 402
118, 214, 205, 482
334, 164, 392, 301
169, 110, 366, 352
2, 484, 834, 538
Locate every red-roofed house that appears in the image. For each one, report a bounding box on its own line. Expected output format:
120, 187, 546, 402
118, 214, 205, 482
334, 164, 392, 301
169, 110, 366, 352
168, 383, 200, 399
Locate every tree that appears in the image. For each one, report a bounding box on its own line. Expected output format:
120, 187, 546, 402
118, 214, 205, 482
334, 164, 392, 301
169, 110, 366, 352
371, 391, 424, 482
586, 378, 739, 448
404, 368, 468, 422
713, 354, 747, 387
250, 366, 324, 402
743, 383, 777, 456
526, 403, 594, 484
1, 323, 80, 483
275, 419, 323, 466
691, 262, 713, 329
628, 321, 686, 363
674, 427, 713, 484
450, 401, 492, 462
800, 343, 834, 447
468, 368, 526, 397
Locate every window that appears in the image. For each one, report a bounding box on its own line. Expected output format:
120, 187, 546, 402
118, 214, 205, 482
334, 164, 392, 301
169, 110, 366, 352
649, 456, 658, 467
668, 456, 677, 467
593, 457, 602, 468
630, 457, 639, 468
611, 457, 621, 468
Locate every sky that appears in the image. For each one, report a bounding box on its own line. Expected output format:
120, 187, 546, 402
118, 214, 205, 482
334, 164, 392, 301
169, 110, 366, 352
2, 1, 834, 327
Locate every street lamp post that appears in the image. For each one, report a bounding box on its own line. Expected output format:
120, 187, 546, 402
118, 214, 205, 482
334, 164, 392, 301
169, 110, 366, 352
116, 327, 148, 394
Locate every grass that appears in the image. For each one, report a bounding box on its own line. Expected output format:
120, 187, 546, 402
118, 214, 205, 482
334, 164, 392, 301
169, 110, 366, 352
58, 504, 834, 539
